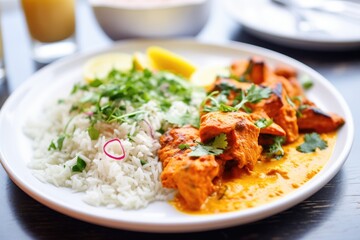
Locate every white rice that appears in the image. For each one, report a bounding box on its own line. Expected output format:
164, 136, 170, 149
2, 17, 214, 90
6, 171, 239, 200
24, 83, 204, 209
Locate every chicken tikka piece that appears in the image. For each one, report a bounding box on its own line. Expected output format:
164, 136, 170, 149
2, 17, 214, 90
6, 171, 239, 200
158, 126, 221, 210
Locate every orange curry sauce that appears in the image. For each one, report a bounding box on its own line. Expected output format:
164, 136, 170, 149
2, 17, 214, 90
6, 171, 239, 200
171, 132, 337, 214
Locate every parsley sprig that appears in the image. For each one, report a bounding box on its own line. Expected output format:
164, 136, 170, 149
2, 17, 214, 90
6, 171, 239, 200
254, 118, 273, 129
266, 136, 285, 160
72, 156, 87, 172
188, 133, 228, 157
296, 133, 328, 153
202, 84, 272, 113
48, 116, 75, 151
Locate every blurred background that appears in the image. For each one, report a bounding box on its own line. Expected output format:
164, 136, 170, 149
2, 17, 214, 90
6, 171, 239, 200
1, 0, 359, 93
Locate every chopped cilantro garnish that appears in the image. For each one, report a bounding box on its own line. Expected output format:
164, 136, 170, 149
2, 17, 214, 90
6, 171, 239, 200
57, 135, 65, 151
48, 141, 56, 151
255, 118, 273, 129
70, 69, 201, 126
212, 133, 228, 149
48, 135, 65, 151
266, 136, 285, 160
87, 125, 100, 140
188, 144, 224, 157
188, 134, 228, 157
72, 156, 87, 172
300, 75, 314, 90
89, 79, 103, 87
296, 133, 328, 153
47, 117, 75, 152
202, 84, 272, 113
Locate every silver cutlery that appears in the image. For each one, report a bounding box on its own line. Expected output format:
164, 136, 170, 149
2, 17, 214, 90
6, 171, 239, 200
272, 0, 330, 35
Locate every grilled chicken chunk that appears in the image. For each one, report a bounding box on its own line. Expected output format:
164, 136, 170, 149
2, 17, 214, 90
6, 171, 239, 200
297, 107, 345, 133
158, 126, 220, 210
199, 111, 262, 170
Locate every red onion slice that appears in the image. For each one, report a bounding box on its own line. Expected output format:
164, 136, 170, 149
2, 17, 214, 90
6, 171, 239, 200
143, 119, 155, 139
103, 138, 126, 160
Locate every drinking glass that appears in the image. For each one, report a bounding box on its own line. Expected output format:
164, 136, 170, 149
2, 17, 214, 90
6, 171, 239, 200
21, 0, 77, 64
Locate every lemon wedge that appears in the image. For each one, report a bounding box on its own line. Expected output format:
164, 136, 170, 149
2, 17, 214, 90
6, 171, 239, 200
190, 65, 230, 91
133, 51, 151, 71
83, 53, 133, 82
147, 46, 197, 79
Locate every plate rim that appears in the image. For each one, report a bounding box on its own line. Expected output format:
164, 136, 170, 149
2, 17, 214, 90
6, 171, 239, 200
0, 38, 354, 233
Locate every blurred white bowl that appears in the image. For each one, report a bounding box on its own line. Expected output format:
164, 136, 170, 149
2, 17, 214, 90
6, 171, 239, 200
89, 0, 212, 40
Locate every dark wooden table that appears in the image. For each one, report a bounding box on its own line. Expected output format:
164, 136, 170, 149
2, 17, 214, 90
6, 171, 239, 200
1, 1, 360, 239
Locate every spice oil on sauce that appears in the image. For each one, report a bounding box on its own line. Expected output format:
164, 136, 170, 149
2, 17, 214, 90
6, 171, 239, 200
172, 132, 337, 214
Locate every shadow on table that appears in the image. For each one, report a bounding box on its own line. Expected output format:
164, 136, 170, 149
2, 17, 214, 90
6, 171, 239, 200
7, 169, 345, 240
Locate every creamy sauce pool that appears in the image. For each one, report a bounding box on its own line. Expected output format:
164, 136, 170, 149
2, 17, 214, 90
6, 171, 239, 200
172, 132, 337, 214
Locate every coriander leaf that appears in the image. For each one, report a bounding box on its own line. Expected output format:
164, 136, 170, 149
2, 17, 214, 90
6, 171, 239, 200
178, 144, 190, 150
48, 135, 67, 152
70, 83, 85, 94
188, 134, 228, 157
245, 85, 272, 103
296, 133, 328, 153
72, 156, 87, 172
302, 81, 313, 90
212, 133, 228, 149
255, 118, 273, 129
71, 84, 79, 94
88, 125, 100, 140
218, 104, 237, 112
233, 85, 272, 112
89, 79, 103, 87
300, 75, 314, 90
188, 145, 223, 157
140, 159, 147, 166
266, 136, 285, 160
202, 84, 272, 113
48, 141, 57, 151
57, 135, 65, 151
200, 91, 220, 111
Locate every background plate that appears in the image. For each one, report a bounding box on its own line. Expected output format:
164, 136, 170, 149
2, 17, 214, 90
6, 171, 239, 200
224, 0, 360, 50
0, 39, 354, 233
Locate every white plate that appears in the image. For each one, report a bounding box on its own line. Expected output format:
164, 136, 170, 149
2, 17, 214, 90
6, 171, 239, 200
224, 0, 360, 50
0, 39, 354, 233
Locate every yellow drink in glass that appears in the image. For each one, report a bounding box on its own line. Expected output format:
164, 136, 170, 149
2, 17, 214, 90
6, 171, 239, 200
21, 0, 77, 63
21, 0, 75, 43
